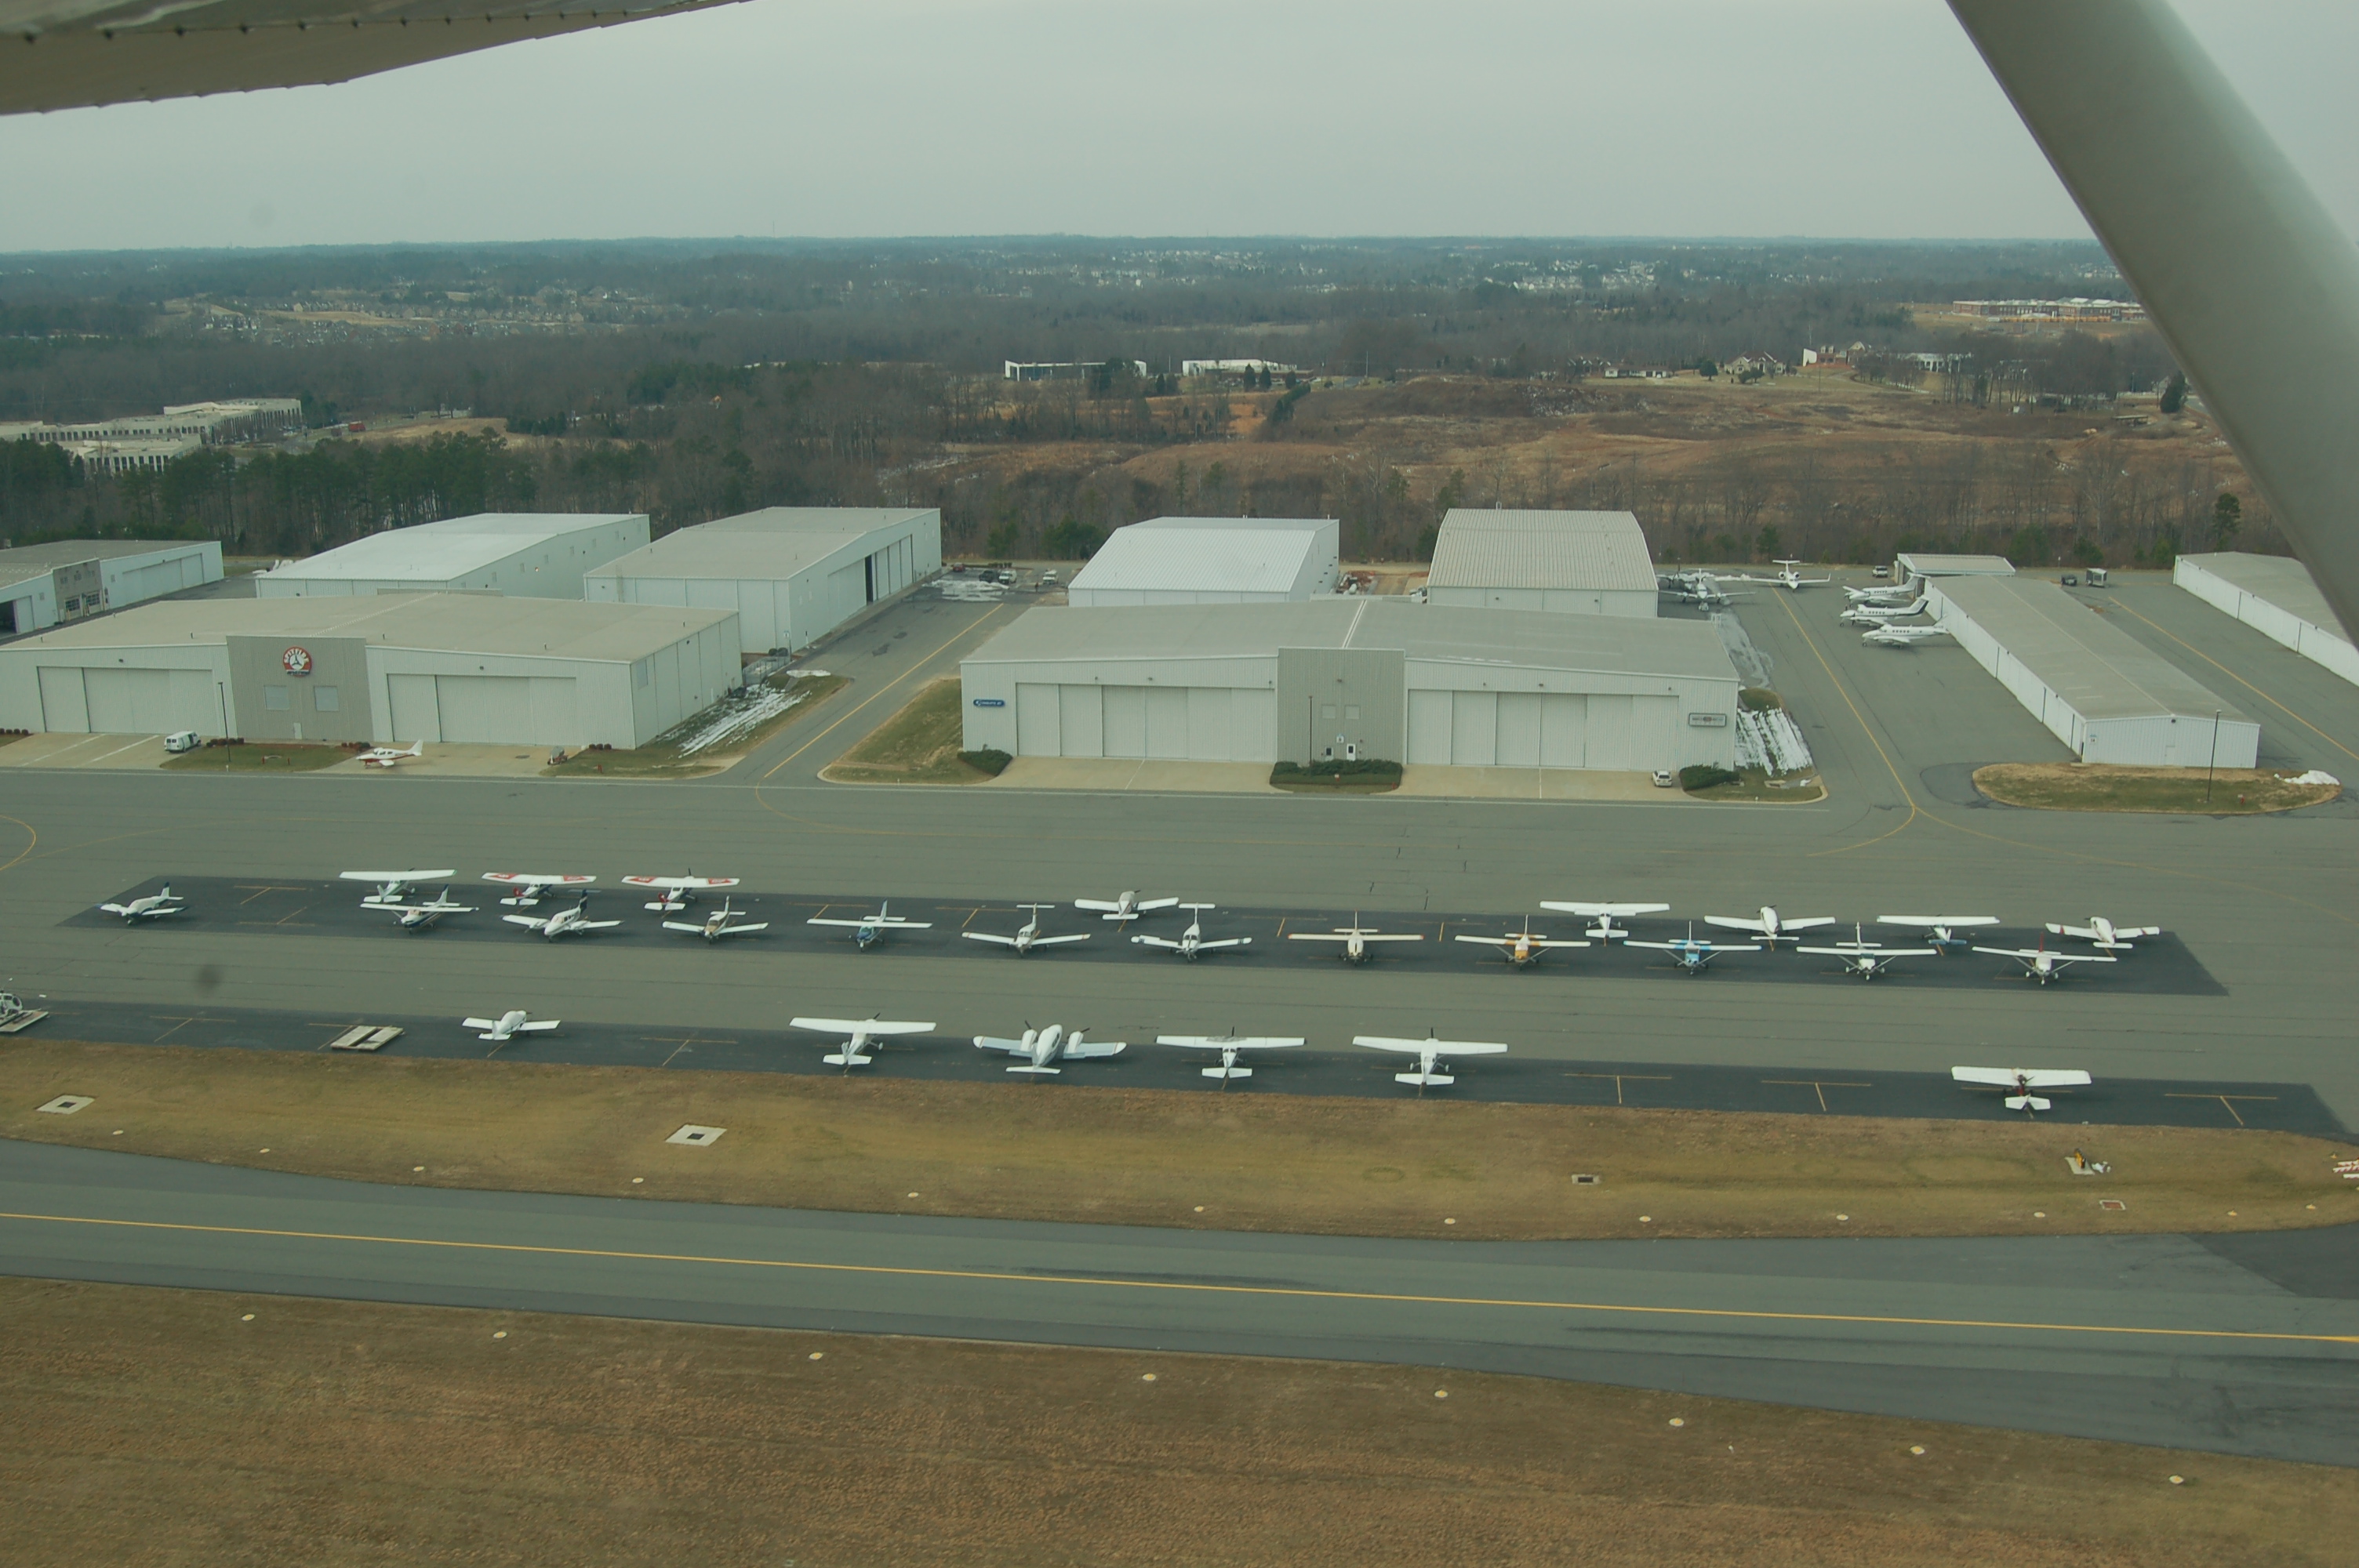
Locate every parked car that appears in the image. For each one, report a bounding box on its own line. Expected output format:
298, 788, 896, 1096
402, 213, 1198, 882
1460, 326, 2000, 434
1872, 564, 1891, 579
1651, 769, 1676, 788
2062, 573, 2080, 587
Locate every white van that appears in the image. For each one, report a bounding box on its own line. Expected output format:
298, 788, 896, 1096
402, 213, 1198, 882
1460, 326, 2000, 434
163, 731, 201, 753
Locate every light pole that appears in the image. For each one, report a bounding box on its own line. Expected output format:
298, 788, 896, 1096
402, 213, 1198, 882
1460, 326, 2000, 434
2203, 709, 2221, 804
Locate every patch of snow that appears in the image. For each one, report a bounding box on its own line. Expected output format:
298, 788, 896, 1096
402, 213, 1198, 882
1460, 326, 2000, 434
2279, 769, 2340, 787
678, 686, 805, 756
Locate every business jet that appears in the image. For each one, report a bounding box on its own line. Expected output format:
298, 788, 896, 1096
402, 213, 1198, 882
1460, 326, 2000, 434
1074, 890, 1180, 925
1797, 924, 1939, 979
1951, 1065, 2094, 1115
1973, 939, 2117, 984
791, 1015, 936, 1071
367, 888, 476, 931
806, 902, 932, 949
661, 897, 768, 942
354, 741, 423, 768
1354, 1032, 1508, 1091
1862, 624, 1954, 648
503, 900, 623, 940
2045, 916, 2163, 952
1539, 900, 1669, 942
1839, 598, 1932, 625
1285, 916, 1424, 964
1877, 915, 2001, 953
1704, 906, 1835, 947
1628, 923, 1763, 974
1845, 582, 1921, 604
1742, 559, 1832, 590
1130, 903, 1252, 961
463, 1011, 560, 1044
99, 887, 186, 922
1158, 1032, 1304, 1083
963, 904, 1091, 956
341, 869, 456, 905
481, 872, 597, 908
623, 873, 740, 913
974, 1023, 1125, 1074
1453, 918, 1591, 968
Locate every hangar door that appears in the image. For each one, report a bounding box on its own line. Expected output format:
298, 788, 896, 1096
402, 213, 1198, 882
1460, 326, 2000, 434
392, 674, 582, 745
44, 666, 216, 734
1407, 690, 1680, 770
1009, 683, 1268, 760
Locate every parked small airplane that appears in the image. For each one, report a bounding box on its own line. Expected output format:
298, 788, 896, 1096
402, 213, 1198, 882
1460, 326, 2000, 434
2045, 916, 2163, 951
502, 900, 623, 940
1074, 890, 1180, 924
463, 1010, 560, 1043
1877, 915, 2001, 952
623, 873, 740, 913
354, 741, 423, 768
661, 897, 768, 942
1951, 1065, 2093, 1114
481, 872, 597, 908
1453, 917, 1591, 967
806, 902, 932, 949
1538, 900, 1669, 942
1742, 558, 1832, 590
1285, 915, 1424, 964
1704, 906, 1835, 947
973, 1022, 1125, 1074
1845, 581, 1920, 603
1797, 924, 1939, 979
1131, 903, 1252, 961
1354, 1031, 1508, 1091
1973, 939, 2117, 984
368, 887, 476, 931
1657, 570, 1749, 607
1861, 624, 1953, 647
1839, 597, 1932, 624
1629, 922, 1763, 974
963, 904, 1090, 956
791, 1015, 935, 1070
340, 869, 456, 905
99, 887, 186, 922
1158, 1032, 1304, 1083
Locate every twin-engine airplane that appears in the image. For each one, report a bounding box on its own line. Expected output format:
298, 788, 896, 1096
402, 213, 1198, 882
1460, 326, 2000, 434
1286, 916, 1423, 964
791, 1015, 935, 1071
1704, 906, 1834, 947
1354, 1032, 1508, 1091
464, 1010, 560, 1044
623, 874, 739, 913
1629, 923, 1763, 974
1972, 938, 2116, 984
1839, 598, 1932, 624
2046, 916, 2163, 951
354, 741, 423, 768
1158, 1033, 1303, 1082
369, 887, 475, 931
1861, 624, 1953, 648
1539, 900, 1668, 942
963, 904, 1090, 956
341, 869, 456, 905
662, 897, 767, 942
1454, 917, 1590, 967
99, 887, 186, 921
1131, 903, 1251, 961
1846, 581, 1921, 603
1074, 890, 1180, 924
807, 902, 932, 949
503, 900, 622, 940
1797, 924, 1939, 980
1877, 915, 2000, 952
1952, 1065, 2093, 1115
482, 872, 595, 908
974, 1023, 1125, 1074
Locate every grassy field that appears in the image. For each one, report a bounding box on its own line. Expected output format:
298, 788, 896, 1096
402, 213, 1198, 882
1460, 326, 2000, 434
4, 1277, 2348, 1568
1975, 763, 2341, 815
1, 1040, 2347, 1241
159, 742, 350, 773
1689, 764, 1826, 804
543, 673, 846, 779
821, 677, 993, 784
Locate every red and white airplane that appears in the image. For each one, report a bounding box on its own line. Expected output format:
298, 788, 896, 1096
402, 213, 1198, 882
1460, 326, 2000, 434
623, 873, 740, 913
354, 741, 423, 768
660, 897, 766, 942
341, 869, 456, 905
481, 872, 596, 908
1453, 917, 1590, 968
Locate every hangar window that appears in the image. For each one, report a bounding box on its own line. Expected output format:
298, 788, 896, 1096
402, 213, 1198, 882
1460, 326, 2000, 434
313, 686, 340, 712
1345, 706, 1361, 721
1321, 704, 1338, 720
264, 685, 291, 711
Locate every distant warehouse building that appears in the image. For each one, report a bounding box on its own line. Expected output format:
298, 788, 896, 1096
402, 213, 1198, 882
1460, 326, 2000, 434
254, 512, 649, 599
1065, 516, 1339, 607
1927, 575, 2257, 767
0, 593, 739, 750
1895, 551, 2015, 584
0, 539, 224, 636
1423, 510, 1658, 618
2174, 552, 2359, 688
961, 600, 1738, 770
584, 506, 939, 652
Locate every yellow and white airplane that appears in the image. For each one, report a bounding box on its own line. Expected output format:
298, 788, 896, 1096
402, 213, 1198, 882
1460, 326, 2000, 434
1452, 917, 1590, 968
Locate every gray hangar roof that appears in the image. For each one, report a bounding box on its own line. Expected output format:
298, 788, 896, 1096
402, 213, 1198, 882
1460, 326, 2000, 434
0, 538, 207, 590
1425, 510, 1656, 593
1068, 517, 1335, 596
1897, 552, 2016, 577
1934, 575, 2247, 724
588, 507, 934, 581
2178, 551, 2346, 637
260, 513, 645, 584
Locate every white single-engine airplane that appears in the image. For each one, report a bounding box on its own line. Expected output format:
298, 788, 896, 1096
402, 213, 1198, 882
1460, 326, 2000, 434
1877, 915, 2001, 953
1704, 906, 1835, 947
1131, 903, 1252, 961
623, 873, 740, 913
503, 900, 623, 940
1158, 1032, 1303, 1083
974, 1022, 1125, 1074
963, 904, 1091, 956
341, 869, 457, 905
1074, 890, 1180, 925
1951, 1065, 2094, 1115
791, 1015, 935, 1071
1454, 917, 1591, 967
463, 1010, 560, 1044
2045, 916, 2163, 952
662, 897, 767, 942
1354, 1031, 1508, 1091
1973, 938, 2116, 984
1862, 624, 1953, 648
1742, 558, 1831, 590
1629, 923, 1763, 974
354, 741, 423, 768
1286, 915, 1424, 964
481, 872, 597, 908
1539, 900, 1669, 942
99, 887, 187, 921
369, 887, 476, 931
1797, 924, 1939, 980
806, 902, 932, 949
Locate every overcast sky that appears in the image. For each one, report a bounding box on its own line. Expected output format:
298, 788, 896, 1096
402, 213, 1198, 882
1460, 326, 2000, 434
1, 0, 2353, 252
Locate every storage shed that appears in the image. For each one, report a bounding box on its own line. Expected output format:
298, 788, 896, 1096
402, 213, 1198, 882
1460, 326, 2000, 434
0, 539, 223, 635
1928, 575, 2257, 766
1065, 517, 1339, 606
254, 513, 649, 599
2174, 552, 2359, 687
583, 506, 939, 652
1423, 510, 1658, 618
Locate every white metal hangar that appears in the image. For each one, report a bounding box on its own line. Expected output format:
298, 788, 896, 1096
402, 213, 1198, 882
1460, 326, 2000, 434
1927, 575, 2258, 767
1064, 516, 1339, 607
2175, 551, 2359, 687
1894, 551, 2016, 584
1423, 510, 1658, 618
0, 539, 223, 636
583, 506, 940, 653
961, 600, 1739, 770
253, 513, 650, 599
0, 593, 740, 750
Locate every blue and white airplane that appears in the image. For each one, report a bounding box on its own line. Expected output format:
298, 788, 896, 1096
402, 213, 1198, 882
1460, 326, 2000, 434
807, 902, 932, 950
1628, 923, 1763, 975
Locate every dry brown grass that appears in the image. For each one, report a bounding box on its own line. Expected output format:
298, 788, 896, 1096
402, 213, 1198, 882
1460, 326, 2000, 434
820, 677, 990, 784
2, 1276, 2347, 1567
2, 1040, 2348, 1241
1975, 763, 2341, 815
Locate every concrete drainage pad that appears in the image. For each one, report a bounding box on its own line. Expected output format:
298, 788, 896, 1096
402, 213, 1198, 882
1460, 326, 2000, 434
666, 1124, 725, 1147
36, 1095, 94, 1116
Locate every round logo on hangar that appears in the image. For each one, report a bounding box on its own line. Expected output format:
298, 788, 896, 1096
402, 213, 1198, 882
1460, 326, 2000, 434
282, 645, 314, 677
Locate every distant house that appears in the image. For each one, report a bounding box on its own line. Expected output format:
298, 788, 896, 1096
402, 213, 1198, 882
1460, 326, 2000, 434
1723, 353, 1787, 379
1601, 366, 1670, 381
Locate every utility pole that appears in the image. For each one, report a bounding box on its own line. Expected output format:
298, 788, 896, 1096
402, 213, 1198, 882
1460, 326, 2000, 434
2203, 709, 2221, 803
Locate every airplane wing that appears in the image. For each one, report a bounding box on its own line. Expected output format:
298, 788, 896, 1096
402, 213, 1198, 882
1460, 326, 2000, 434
1539, 902, 1668, 916
623, 876, 739, 891
341, 870, 454, 883
574, 920, 623, 931
1354, 933, 1424, 943
1028, 933, 1092, 946
1879, 916, 2000, 928
1073, 899, 1125, 913
1130, 935, 1183, 950
515, 1020, 562, 1033
1453, 935, 1515, 948
460, 1017, 503, 1031
2114, 926, 2162, 939
1951, 1067, 2093, 1088
1060, 1038, 1126, 1058
1192, 937, 1252, 951
805, 917, 872, 928
714, 922, 769, 937
1780, 916, 1838, 931
660, 920, 707, 935
793, 1018, 936, 1036
1622, 939, 1678, 952
1134, 898, 1181, 912
1157, 1036, 1305, 1049
500, 915, 549, 930
1701, 916, 1769, 935
961, 932, 1020, 946
483, 873, 595, 887
972, 1036, 1033, 1054
1285, 932, 1350, 942
1801, 944, 1937, 958
2045, 923, 2101, 939
1353, 1036, 1508, 1055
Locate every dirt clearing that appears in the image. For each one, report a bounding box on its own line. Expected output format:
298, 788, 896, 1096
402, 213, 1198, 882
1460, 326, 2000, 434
1974, 762, 2341, 814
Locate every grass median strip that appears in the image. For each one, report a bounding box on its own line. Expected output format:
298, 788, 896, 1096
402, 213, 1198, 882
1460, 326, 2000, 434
160, 743, 349, 773
1973, 763, 2341, 815
821, 677, 993, 784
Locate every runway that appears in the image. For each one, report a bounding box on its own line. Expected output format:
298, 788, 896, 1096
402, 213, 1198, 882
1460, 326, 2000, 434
2, 1138, 2351, 1465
